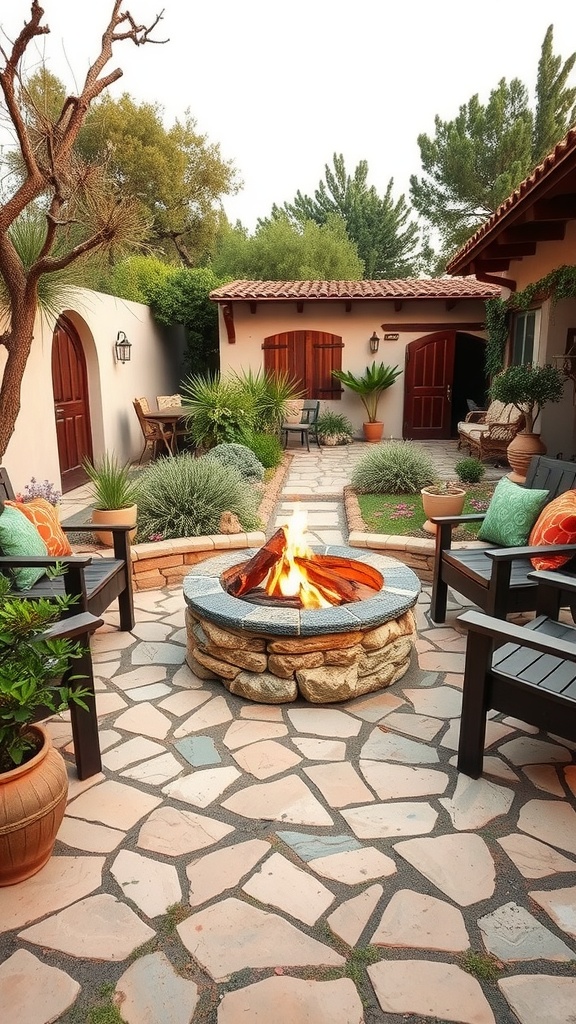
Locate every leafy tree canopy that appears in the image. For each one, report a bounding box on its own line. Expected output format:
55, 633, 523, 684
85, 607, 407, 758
211, 212, 364, 280
271, 154, 422, 279
410, 25, 576, 266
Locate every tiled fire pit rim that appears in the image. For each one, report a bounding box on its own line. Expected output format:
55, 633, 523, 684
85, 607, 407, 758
183, 546, 421, 637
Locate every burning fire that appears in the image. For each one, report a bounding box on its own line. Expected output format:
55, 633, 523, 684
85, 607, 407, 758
264, 507, 339, 609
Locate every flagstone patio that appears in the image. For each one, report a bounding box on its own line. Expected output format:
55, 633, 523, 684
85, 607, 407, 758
1, 444, 575, 1024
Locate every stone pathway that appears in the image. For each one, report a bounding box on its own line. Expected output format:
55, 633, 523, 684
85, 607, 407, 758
1, 446, 574, 1024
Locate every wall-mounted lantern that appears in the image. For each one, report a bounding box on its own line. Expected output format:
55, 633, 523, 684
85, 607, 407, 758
115, 330, 132, 364
369, 331, 380, 354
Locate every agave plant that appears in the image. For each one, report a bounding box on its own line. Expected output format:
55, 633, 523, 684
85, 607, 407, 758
332, 362, 403, 422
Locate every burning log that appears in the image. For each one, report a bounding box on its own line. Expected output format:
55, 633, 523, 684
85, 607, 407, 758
293, 557, 377, 603
221, 528, 287, 597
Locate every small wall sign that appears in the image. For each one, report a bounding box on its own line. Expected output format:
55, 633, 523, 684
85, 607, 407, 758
384, 332, 399, 341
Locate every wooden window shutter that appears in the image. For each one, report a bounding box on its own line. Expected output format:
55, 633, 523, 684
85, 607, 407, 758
311, 332, 344, 399
263, 332, 307, 394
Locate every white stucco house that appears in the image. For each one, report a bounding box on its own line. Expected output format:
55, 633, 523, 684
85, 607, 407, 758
1, 288, 184, 494
210, 278, 499, 440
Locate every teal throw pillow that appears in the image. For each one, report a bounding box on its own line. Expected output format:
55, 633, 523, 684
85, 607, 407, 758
0, 504, 48, 589
478, 477, 549, 547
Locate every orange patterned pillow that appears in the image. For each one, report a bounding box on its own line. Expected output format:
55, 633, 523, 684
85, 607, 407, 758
4, 498, 72, 556
529, 490, 576, 570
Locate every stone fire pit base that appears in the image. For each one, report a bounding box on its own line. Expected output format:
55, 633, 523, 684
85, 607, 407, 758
185, 607, 417, 703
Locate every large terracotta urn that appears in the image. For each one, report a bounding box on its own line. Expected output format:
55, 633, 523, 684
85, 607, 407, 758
91, 503, 138, 547
421, 486, 467, 534
0, 724, 68, 886
506, 433, 547, 485
363, 421, 384, 443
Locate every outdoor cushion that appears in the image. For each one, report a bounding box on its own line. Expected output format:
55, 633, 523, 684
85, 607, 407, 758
529, 490, 576, 570
478, 477, 549, 547
284, 400, 304, 424
485, 401, 522, 425
5, 497, 72, 556
0, 504, 48, 589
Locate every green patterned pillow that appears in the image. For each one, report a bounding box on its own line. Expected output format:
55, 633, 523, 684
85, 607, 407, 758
0, 504, 48, 589
478, 477, 549, 547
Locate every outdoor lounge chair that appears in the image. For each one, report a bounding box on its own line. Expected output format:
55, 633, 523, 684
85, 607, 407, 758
457, 570, 576, 778
281, 400, 320, 451
457, 400, 524, 464
430, 455, 576, 623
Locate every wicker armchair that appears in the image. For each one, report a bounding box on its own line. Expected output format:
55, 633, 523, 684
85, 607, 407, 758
457, 401, 525, 463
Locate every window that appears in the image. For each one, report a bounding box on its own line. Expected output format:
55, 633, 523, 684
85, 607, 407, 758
262, 330, 344, 399
511, 311, 537, 365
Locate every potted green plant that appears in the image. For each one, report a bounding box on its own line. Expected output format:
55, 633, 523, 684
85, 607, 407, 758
420, 480, 467, 534
489, 363, 564, 482
0, 575, 89, 884
332, 362, 403, 441
83, 452, 138, 546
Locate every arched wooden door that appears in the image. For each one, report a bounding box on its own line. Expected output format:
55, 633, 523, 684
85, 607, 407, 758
52, 317, 93, 491
262, 330, 344, 399
403, 331, 455, 439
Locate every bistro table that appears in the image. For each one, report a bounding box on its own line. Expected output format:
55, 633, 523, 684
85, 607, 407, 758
143, 406, 188, 455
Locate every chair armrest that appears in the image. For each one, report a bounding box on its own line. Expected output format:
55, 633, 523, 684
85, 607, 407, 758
429, 513, 485, 525
458, 608, 576, 662
464, 411, 487, 423
487, 543, 576, 562
528, 568, 576, 594
40, 611, 103, 641
61, 522, 134, 534
0, 554, 93, 568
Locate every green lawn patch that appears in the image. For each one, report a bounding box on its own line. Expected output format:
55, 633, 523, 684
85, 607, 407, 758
357, 483, 495, 539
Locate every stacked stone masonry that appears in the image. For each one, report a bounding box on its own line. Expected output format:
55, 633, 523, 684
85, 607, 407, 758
185, 608, 417, 704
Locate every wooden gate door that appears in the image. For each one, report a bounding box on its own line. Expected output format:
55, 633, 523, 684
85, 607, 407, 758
262, 330, 343, 399
403, 331, 455, 439
51, 317, 93, 491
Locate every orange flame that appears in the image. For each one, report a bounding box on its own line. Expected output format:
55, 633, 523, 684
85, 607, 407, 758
264, 507, 339, 608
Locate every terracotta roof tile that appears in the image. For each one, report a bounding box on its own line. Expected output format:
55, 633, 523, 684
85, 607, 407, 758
447, 126, 576, 273
209, 278, 499, 301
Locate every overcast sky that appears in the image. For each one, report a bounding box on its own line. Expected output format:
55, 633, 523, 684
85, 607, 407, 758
4, 0, 576, 230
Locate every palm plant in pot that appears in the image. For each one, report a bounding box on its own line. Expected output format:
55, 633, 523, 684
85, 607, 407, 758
332, 362, 403, 442
0, 575, 89, 884
83, 452, 138, 546
489, 363, 564, 482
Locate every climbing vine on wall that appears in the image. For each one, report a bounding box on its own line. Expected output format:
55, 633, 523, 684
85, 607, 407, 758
484, 265, 576, 376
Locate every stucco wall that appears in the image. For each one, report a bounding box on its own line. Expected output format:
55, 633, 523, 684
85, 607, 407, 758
2, 288, 183, 493
510, 221, 576, 292
218, 298, 488, 436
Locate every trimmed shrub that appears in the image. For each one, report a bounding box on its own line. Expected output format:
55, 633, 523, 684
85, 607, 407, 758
180, 373, 255, 448
454, 457, 486, 484
134, 454, 261, 540
352, 441, 436, 494
316, 410, 354, 445
204, 442, 265, 483
244, 432, 284, 469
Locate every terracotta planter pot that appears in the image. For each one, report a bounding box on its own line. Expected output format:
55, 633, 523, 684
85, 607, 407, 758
421, 487, 466, 534
506, 433, 547, 484
0, 724, 68, 886
363, 421, 384, 443
91, 503, 137, 547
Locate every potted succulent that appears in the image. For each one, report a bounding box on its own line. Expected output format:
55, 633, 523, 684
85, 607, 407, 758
83, 452, 138, 546
489, 363, 564, 482
0, 575, 89, 884
332, 362, 403, 442
421, 480, 467, 534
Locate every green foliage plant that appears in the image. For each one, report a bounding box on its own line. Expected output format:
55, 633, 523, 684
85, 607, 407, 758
316, 410, 354, 445
83, 453, 138, 510
243, 432, 283, 469
489, 363, 564, 431
233, 369, 302, 433
204, 443, 265, 483
181, 372, 255, 448
454, 457, 486, 484
332, 362, 403, 422
134, 454, 261, 540
484, 297, 509, 377
352, 441, 436, 494
0, 575, 88, 770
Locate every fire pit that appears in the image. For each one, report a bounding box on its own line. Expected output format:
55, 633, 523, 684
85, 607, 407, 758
183, 515, 420, 704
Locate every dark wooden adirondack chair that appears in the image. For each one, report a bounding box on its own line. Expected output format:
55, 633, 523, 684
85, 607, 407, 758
430, 455, 576, 623
458, 570, 576, 778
